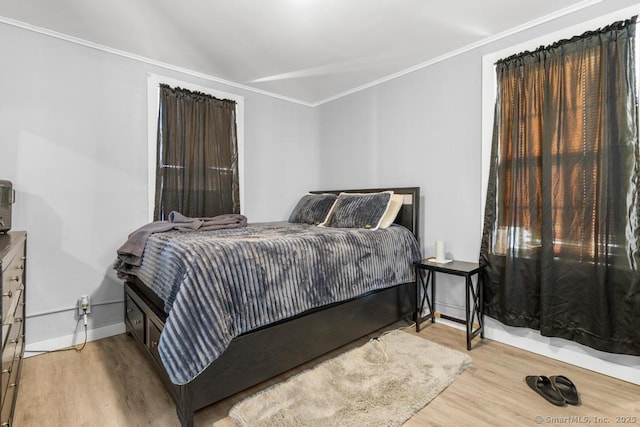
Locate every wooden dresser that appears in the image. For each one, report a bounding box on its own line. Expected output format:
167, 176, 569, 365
0, 232, 26, 427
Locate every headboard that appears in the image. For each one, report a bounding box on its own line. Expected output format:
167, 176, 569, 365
310, 187, 420, 242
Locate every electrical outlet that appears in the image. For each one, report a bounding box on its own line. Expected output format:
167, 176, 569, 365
78, 295, 90, 315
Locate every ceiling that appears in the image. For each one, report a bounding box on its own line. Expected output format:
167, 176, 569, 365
0, 0, 599, 105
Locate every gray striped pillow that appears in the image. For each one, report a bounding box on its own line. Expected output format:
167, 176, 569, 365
288, 193, 338, 225
320, 191, 392, 230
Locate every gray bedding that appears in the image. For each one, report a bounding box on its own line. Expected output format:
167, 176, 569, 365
116, 212, 247, 267
123, 221, 420, 385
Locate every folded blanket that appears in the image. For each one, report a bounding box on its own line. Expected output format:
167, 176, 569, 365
117, 212, 247, 267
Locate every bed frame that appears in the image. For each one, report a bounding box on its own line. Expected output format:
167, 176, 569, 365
123, 187, 420, 426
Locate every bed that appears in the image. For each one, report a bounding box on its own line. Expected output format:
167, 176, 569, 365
118, 187, 421, 426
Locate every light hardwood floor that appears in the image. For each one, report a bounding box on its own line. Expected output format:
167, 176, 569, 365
14, 322, 640, 426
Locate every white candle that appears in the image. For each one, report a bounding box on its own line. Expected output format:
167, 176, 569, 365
435, 241, 446, 262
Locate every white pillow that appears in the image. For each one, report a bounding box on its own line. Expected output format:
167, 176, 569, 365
378, 194, 404, 229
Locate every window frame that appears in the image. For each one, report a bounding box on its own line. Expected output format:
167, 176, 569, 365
147, 74, 245, 222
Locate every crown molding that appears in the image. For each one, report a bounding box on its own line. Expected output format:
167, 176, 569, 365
1, 0, 602, 108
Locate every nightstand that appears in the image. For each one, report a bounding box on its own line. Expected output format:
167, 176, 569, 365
414, 259, 484, 350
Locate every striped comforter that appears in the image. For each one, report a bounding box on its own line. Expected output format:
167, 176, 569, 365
130, 221, 420, 385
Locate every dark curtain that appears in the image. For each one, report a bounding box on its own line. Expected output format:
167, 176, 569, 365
154, 84, 239, 220
480, 17, 640, 355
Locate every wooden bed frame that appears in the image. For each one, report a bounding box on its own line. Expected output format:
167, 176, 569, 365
123, 187, 420, 426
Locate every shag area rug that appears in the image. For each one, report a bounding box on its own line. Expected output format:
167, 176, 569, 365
229, 330, 472, 426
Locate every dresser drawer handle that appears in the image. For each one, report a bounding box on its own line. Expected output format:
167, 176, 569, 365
151, 340, 158, 348
9, 334, 24, 344
10, 276, 20, 282
9, 382, 17, 388
2, 422, 9, 426
134, 320, 142, 325
17, 264, 24, 270
1, 367, 11, 374
126, 308, 133, 313
3, 290, 12, 298
15, 318, 22, 323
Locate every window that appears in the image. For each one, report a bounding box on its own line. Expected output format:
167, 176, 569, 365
482, 6, 640, 261
147, 75, 244, 221
492, 43, 635, 261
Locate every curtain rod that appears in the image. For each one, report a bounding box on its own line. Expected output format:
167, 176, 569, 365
496, 15, 637, 65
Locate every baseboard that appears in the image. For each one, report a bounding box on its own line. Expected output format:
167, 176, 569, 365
25, 309, 640, 385
24, 322, 126, 358
483, 319, 640, 386
435, 304, 640, 385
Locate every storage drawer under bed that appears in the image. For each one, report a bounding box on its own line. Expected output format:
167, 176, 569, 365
125, 294, 145, 345
147, 320, 163, 367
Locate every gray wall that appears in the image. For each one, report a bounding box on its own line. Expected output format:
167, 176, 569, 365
1, 22, 320, 346
317, 0, 640, 383
319, 52, 482, 264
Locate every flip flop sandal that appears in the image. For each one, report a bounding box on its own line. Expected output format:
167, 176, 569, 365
526, 375, 566, 406
550, 375, 580, 405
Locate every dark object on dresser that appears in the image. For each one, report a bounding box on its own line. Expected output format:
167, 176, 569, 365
123, 187, 420, 427
0, 181, 14, 233
1, 231, 26, 426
